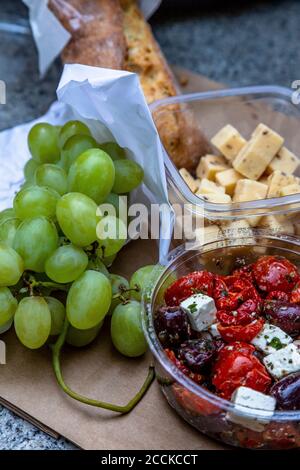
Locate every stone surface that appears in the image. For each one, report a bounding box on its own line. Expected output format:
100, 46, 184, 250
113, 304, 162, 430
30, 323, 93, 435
0, 0, 299, 450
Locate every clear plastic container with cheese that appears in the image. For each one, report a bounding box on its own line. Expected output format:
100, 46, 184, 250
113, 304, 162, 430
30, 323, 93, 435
150, 86, 300, 248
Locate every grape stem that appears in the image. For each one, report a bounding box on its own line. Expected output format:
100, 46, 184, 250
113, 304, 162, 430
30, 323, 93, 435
51, 318, 155, 414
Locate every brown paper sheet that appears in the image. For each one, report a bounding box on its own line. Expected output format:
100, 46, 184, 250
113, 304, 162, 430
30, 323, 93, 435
0, 71, 227, 450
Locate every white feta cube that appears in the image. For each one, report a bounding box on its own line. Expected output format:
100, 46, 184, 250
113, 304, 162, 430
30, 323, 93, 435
180, 294, 217, 332
251, 323, 292, 355
208, 323, 221, 338
263, 343, 300, 379
227, 386, 276, 432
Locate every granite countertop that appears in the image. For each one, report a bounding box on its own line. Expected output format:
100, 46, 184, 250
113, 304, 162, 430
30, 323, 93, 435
0, 0, 299, 450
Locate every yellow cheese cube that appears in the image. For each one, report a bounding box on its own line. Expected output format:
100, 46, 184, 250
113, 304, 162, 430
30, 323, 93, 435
196, 154, 228, 181
233, 179, 268, 203
196, 178, 225, 195
267, 170, 299, 198
259, 215, 295, 235
198, 192, 232, 203
233, 179, 268, 227
280, 184, 300, 197
267, 147, 299, 175
233, 123, 284, 180
215, 168, 243, 195
179, 168, 198, 193
195, 225, 224, 245
211, 125, 246, 161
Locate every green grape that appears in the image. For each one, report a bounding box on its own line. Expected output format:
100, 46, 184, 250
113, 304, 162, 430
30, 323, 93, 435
45, 244, 88, 283
96, 215, 127, 257
13, 217, 58, 272
45, 296, 65, 336
109, 274, 129, 314
61, 134, 98, 171
14, 186, 59, 220
104, 193, 121, 218
67, 270, 111, 329
112, 160, 144, 194
0, 218, 20, 247
24, 159, 40, 182
99, 142, 126, 161
59, 120, 91, 148
0, 318, 13, 335
66, 321, 103, 347
14, 297, 51, 349
0, 244, 23, 287
129, 264, 165, 301
56, 193, 98, 247
0, 287, 18, 326
111, 300, 147, 357
102, 253, 117, 267
87, 256, 110, 278
28, 123, 60, 163
68, 149, 115, 204
0, 208, 15, 224
35, 164, 67, 195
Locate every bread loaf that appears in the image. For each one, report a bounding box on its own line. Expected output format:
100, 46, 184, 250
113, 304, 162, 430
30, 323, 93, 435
49, 0, 210, 171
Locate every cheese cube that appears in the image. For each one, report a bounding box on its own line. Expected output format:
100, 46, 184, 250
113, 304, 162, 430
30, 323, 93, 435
263, 343, 300, 379
208, 323, 221, 338
267, 170, 299, 198
233, 123, 284, 180
267, 147, 299, 175
251, 324, 292, 355
179, 168, 198, 193
196, 154, 228, 181
211, 125, 246, 161
228, 387, 276, 432
280, 184, 300, 197
194, 225, 224, 246
233, 179, 268, 203
258, 215, 295, 235
233, 179, 268, 226
215, 168, 243, 195
197, 178, 225, 195
199, 193, 232, 203
180, 294, 217, 332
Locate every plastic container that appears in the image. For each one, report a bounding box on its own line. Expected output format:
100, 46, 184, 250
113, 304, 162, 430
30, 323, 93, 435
150, 86, 300, 242
142, 230, 300, 449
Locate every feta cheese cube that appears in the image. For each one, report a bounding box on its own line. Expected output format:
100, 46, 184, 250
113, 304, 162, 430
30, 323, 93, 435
199, 193, 232, 203
197, 178, 225, 195
263, 343, 300, 379
208, 323, 221, 338
180, 294, 217, 332
215, 168, 243, 195
267, 170, 299, 198
227, 386, 276, 432
251, 324, 292, 355
280, 183, 300, 197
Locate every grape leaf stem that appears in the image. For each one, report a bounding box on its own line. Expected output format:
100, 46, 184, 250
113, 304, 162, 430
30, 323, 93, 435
51, 318, 155, 414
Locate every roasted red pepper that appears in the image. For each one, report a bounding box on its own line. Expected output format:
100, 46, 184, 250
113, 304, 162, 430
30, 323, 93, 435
218, 318, 264, 343
290, 282, 300, 303
212, 341, 272, 399
266, 290, 290, 302
253, 256, 299, 293
164, 271, 215, 306
217, 298, 261, 326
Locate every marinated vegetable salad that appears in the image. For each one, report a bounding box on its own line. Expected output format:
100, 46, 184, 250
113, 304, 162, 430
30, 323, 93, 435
155, 256, 300, 428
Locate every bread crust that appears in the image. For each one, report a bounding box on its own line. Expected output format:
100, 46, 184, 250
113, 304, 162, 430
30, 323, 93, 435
49, 0, 210, 170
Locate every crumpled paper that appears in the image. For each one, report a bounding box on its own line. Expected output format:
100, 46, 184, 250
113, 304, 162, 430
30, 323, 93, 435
23, 0, 162, 76
0, 64, 173, 261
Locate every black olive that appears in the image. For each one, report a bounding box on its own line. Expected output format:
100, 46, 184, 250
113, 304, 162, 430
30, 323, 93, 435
154, 306, 191, 347
263, 300, 300, 336
178, 338, 216, 373
270, 372, 300, 410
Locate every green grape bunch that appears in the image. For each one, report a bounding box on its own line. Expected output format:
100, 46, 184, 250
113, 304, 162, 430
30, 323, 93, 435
0, 120, 159, 414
